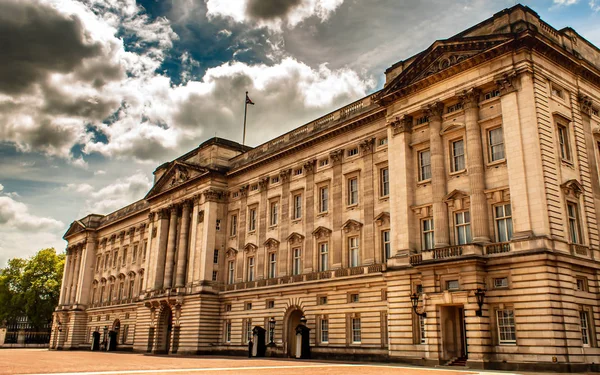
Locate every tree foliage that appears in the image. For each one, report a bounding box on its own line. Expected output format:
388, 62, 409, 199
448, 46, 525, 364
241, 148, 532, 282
0, 248, 65, 329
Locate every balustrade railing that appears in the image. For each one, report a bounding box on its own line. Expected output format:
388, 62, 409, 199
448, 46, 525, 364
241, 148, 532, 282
485, 242, 511, 255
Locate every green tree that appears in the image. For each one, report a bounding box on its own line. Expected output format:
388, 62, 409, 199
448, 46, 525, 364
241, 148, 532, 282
0, 248, 65, 329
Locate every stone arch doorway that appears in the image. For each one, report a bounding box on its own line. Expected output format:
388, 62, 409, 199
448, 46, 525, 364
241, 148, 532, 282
283, 307, 304, 358
112, 319, 121, 346
156, 306, 173, 354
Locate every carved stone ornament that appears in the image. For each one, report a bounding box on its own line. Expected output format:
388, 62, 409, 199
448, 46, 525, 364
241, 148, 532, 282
444, 189, 470, 210
198, 210, 204, 223
329, 149, 344, 164
170, 166, 189, 186
244, 243, 258, 254
495, 71, 518, 96
264, 238, 280, 250
459, 88, 481, 110
158, 209, 169, 220
286, 232, 305, 245
226, 248, 238, 259
312, 226, 332, 239
578, 93, 594, 117
389, 115, 412, 136
421, 52, 478, 79
279, 169, 291, 182
303, 159, 316, 174
341, 219, 363, 233
374, 212, 390, 227
148, 212, 155, 222
484, 188, 510, 204
561, 179, 584, 198
119, 231, 126, 243
239, 185, 249, 197
411, 205, 433, 218
424, 102, 445, 121
151, 227, 157, 238
203, 189, 222, 202
359, 138, 375, 153
258, 177, 269, 191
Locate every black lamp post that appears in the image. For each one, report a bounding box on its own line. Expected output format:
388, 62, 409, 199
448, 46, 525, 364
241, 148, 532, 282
299, 315, 307, 325
268, 317, 275, 345
410, 293, 427, 318
475, 288, 486, 317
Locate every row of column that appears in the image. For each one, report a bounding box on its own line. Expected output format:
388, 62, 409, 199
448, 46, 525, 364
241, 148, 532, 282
60, 243, 85, 306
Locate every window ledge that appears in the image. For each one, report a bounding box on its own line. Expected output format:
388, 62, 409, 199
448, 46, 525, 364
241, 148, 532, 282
291, 219, 302, 224
486, 159, 506, 168
449, 169, 467, 178
317, 212, 329, 218
417, 179, 431, 186
379, 196, 389, 202
346, 204, 359, 210
268, 225, 278, 230
247, 230, 256, 235
229, 235, 237, 239
561, 159, 575, 169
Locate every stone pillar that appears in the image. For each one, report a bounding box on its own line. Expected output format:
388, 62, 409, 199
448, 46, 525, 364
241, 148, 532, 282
175, 201, 192, 288
153, 209, 170, 290
359, 138, 376, 264
236, 186, 248, 282
187, 196, 200, 284
278, 170, 291, 276
200, 190, 220, 282
66, 247, 77, 304
59, 247, 72, 305
76, 238, 98, 305
142, 213, 155, 293
462, 89, 490, 243
257, 178, 269, 279
303, 160, 316, 272
388, 115, 416, 257
426, 102, 450, 248
330, 149, 344, 269
163, 205, 179, 289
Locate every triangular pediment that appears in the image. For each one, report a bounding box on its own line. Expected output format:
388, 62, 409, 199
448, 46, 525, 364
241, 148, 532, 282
561, 179, 584, 198
444, 189, 468, 202
341, 219, 363, 233
63, 220, 86, 239
312, 226, 332, 239
374, 212, 390, 226
383, 35, 512, 98
264, 238, 280, 250
286, 232, 305, 245
244, 243, 258, 253
145, 161, 208, 199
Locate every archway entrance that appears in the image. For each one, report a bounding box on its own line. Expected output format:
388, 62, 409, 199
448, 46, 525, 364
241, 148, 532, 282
110, 319, 121, 350
285, 308, 303, 358
440, 305, 467, 362
156, 306, 173, 354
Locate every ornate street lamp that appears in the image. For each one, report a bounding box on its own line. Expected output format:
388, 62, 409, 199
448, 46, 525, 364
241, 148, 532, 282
475, 288, 486, 317
57, 321, 62, 332
268, 317, 276, 345
410, 293, 427, 318
299, 315, 307, 325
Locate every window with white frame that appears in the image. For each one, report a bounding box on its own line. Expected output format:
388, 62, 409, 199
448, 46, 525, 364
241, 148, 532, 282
557, 124, 572, 162
247, 257, 255, 281
455, 211, 471, 245
382, 230, 391, 260
321, 317, 329, 343
484, 89, 500, 100
380, 167, 390, 197
567, 201, 582, 244
347, 147, 359, 157
319, 158, 329, 167
379, 137, 388, 146
248, 208, 257, 231
293, 194, 302, 220
319, 186, 329, 213
230, 214, 237, 236
319, 243, 329, 271
268, 252, 277, 279
351, 317, 361, 343
228, 261, 234, 284
580, 310, 590, 346
488, 127, 505, 162
293, 248, 302, 275
348, 177, 359, 205
496, 309, 516, 344
271, 176, 279, 184
270, 201, 279, 226
451, 139, 465, 172
494, 277, 508, 289
422, 218, 434, 250
419, 315, 426, 344
349, 237, 359, 267
551, 84, 565, 100
495, 204, 513, 242
418, 150, 431, 181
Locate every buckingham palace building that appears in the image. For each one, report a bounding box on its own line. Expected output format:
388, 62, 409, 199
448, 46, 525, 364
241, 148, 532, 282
51, 5, 600, 372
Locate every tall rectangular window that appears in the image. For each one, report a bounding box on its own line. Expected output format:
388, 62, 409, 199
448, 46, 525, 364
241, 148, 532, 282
113, 251, 118, 268
247, 257, 255, 281
419, 315, 426, 344
248, 208, 257, 231
558, 124, 572, 161
270, 201, 278, 226
455, 211, 471, 245
319, 186, 329, 213
580, 310, 590, 347
451, 139, 465, 172
122, 248, 128, 266
349, 237, 359, 267
246, 319, 253, 343
382, 230, 391, 260
230, 215, 237, 236
293, 248, 302, 275
321, 318, 329, 343
348, 177, 359, 205
422, 218, 434, 250
132, 245, 138, 264
212, 271, 218, 281
225, 321, 232, 343
567, 202, 582, 244
293, 194, 302, 219
213, 249, 219, 264
319, 243, 329, 272
352, 317, 361, 343
228, 261, 235, 284
496, 309, 516, 344
418, 150, 431, 181
128, 280, 134, 298
488, 127, 505, 162
380, 168, 390, 196
268, 252, 277, 279
495, 204, 513, 242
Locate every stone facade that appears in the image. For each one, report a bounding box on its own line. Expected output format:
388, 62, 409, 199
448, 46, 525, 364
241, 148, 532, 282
51, 5, 600, 372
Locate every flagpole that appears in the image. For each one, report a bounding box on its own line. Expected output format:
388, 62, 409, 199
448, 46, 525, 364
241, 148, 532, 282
242, 91, 248, 146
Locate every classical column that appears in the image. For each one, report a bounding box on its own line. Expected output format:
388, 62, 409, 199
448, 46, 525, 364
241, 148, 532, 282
70, 245, 84, 304
257, 178, 269, 279
462, 89, 490, 243
388, 115, 416, 257
59, 248, 72, 305
427, 102, 450, 248
359, 138, 376, 264
303, 160, 316, 272
236, 186, 248, 282
153, 210, 170, 290
67, 247, 78, 304
330, 149, 344, 268
175, 201, 192, 288
163, 205, 179, 289
278, 170, 291, 276
200, 190, 220, 282
75, 238, 98, 305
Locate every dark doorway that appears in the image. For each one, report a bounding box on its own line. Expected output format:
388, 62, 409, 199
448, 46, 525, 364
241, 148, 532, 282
156, 307, 173, 354
440, 306, 466, 361
286, 309, 303, 357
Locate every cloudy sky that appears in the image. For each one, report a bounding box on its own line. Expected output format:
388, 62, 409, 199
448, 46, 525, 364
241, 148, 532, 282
0, 0, 599, 266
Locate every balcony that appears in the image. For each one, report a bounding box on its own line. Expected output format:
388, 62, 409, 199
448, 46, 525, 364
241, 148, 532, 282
484, 242, 511, 255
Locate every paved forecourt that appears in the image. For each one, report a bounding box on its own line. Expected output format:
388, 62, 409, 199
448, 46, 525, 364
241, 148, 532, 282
0, 350, 528, 375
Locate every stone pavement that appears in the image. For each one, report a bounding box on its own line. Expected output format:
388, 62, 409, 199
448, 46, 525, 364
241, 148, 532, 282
0, 349, 586, 375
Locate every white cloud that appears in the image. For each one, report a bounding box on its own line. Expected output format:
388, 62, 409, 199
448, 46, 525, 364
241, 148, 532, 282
591, 0, 600, 11
65, 183, 95, 194
81, 171, 152, 215
553, 0, 579, 5
94, 170, 107, 175
0, 196, 64, 232
0, 183, 3, 192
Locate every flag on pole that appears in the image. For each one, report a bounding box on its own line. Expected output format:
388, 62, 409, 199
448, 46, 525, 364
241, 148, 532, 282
245, 92, 255, 105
